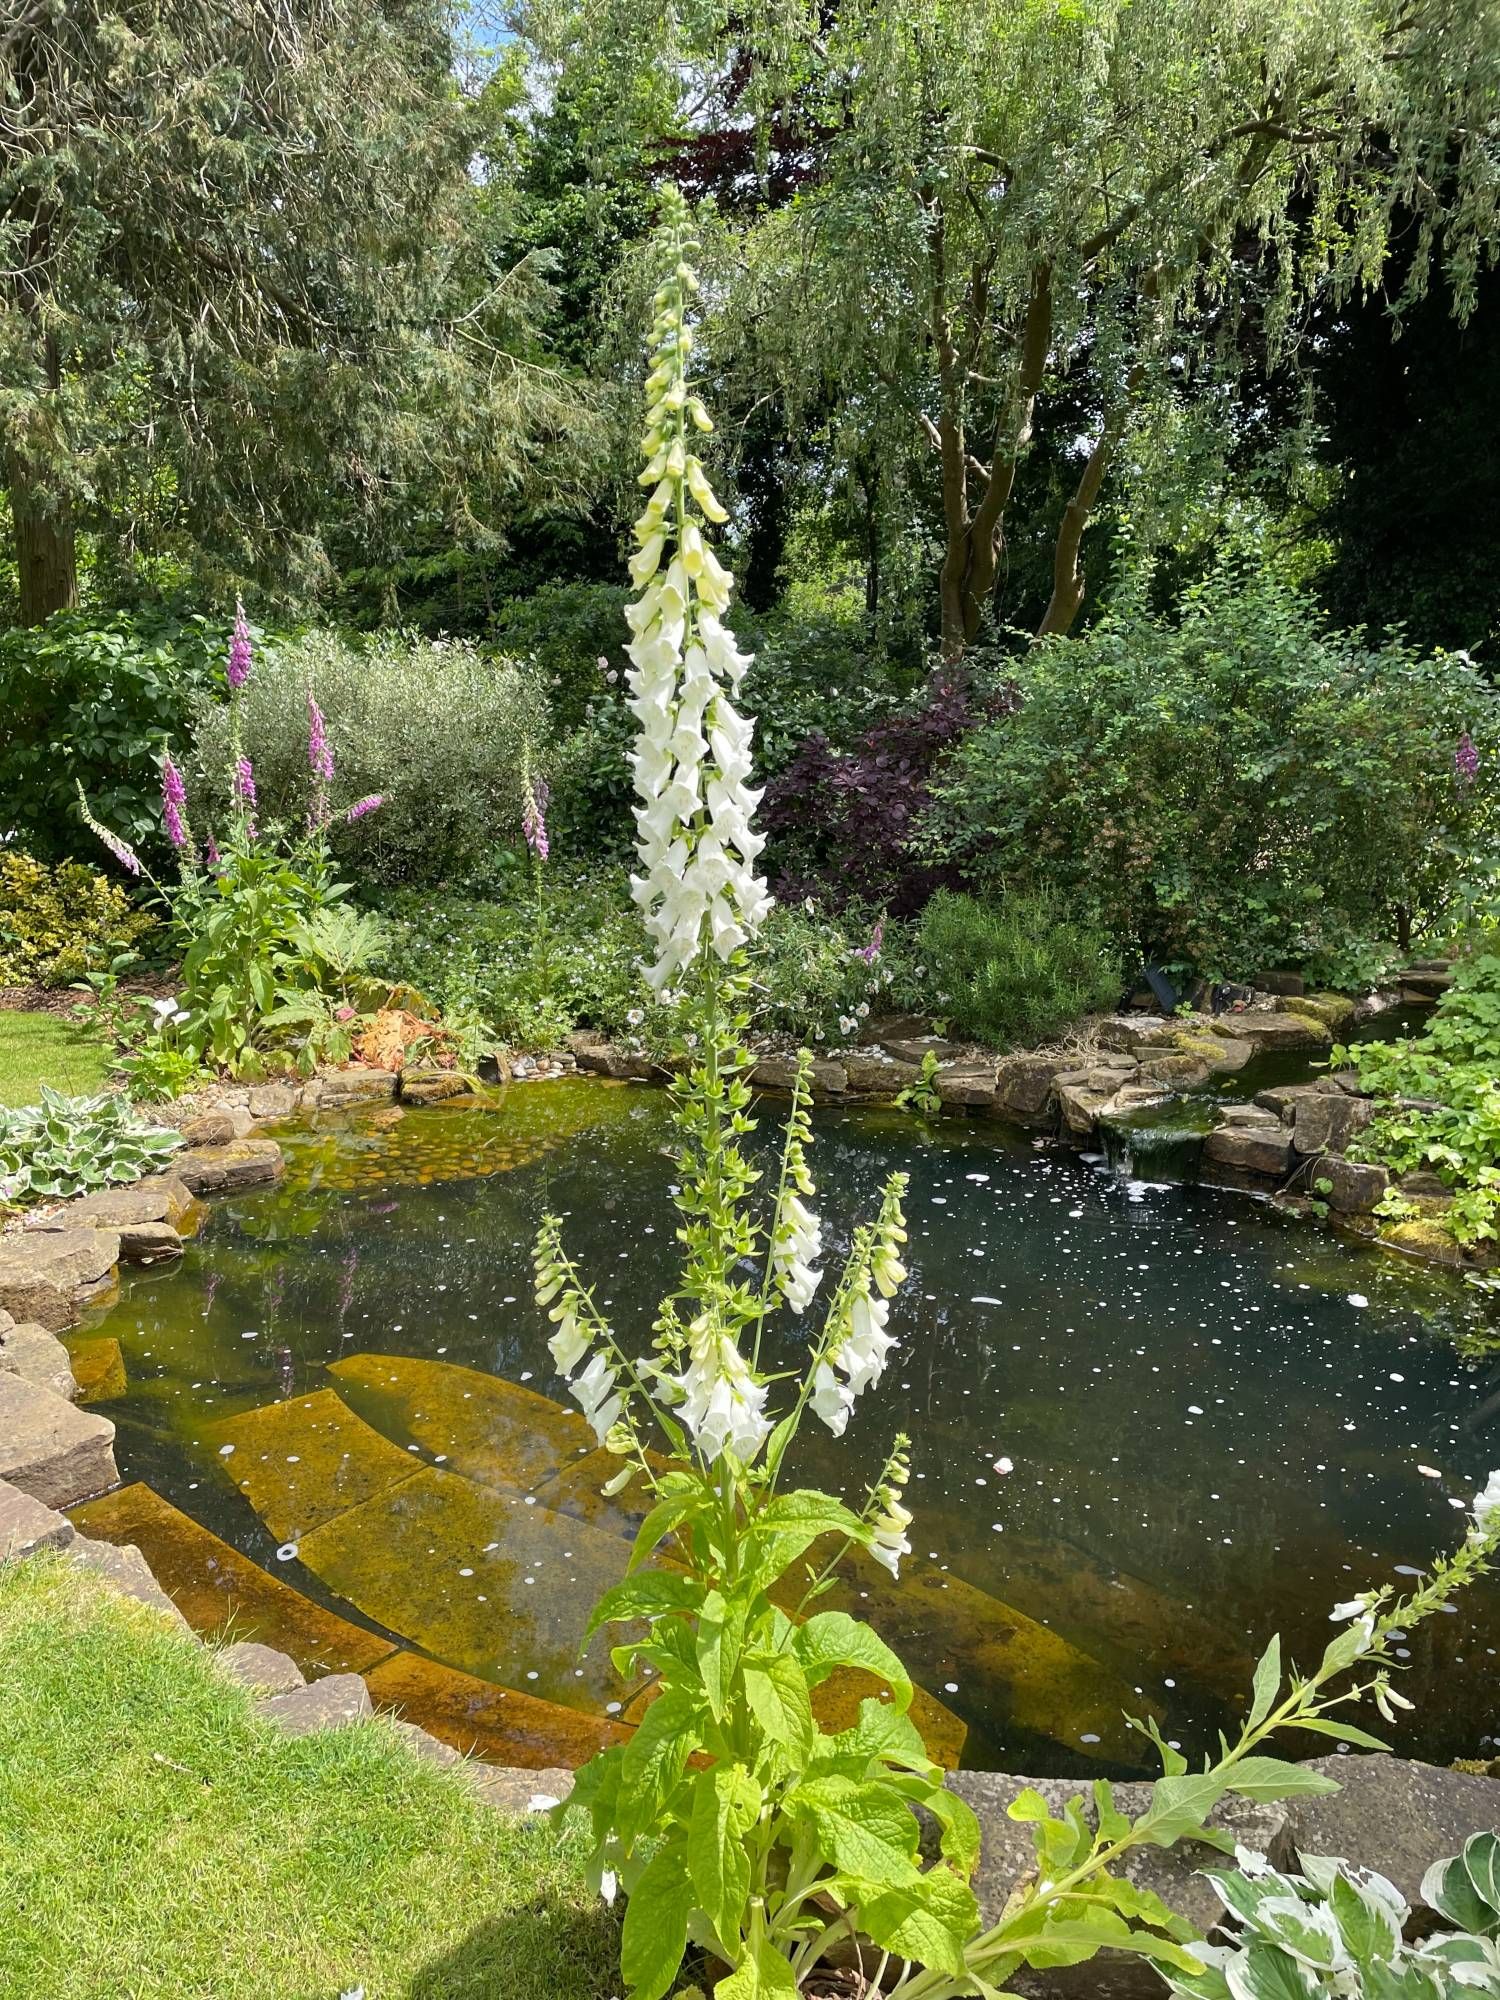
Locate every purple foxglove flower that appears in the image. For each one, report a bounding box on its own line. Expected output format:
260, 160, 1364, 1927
160, 753, 190, 850
227, 599, 252, 691
345, 793, 384, 823
98, 826, 142, 876
307, 692, 334, 784
1456, 731, 1479, 784
522, 769, 551, 861
205, 833, 221, 867
855, 918, 885, 964
233, 756, 257, 809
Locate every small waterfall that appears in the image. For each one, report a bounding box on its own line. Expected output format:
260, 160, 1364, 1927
1098, 1098, 1217, 1184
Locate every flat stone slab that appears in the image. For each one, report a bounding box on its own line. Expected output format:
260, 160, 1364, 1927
1274, 1756, 1500, 1917
67, 1336, 127, 1405
0, 1374, 117, 1508
329, 1353, 595, 1497
841, 1051, 919, 1095
398, 1070, 472, 1105
1323, 1154, 1391, 1213
1203, 1125, 1295, 1177
27, 1177, 200, 1233
0, 1227, 121, 1331
0, 1477, 76, 1559
70, 1483, 398, 1677
209, 1386, 423, 1540
115, 1220, 183, 1263
0, 1320, 77, 1399
67, 1536, 191, 1630
259, 1672, 373, 1735
217, 1640, 307, 1695
174, 1138, 283, 1196
1206, 1011, 1331, 1051
307, 1070, 399, 1109
993, 1055, 1065, 1121
935, 1059, 999, 1107
1292, 1093, 1373, 1157
363, 1651, 629, 1771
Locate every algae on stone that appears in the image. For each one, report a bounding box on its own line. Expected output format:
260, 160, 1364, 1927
208, 1386, 422, 1540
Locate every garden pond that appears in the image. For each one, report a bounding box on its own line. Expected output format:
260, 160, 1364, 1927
73, 1078, 1500, 1777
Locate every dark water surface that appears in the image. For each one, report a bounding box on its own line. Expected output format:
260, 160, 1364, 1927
85, 1080, 1500, 1775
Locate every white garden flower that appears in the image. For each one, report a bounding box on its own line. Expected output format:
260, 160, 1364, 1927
675, 1316, 771, 1466
869, 1496, 913, 1578
809, 1360, 855, 1437
772, 1191, 823, 1314
1470, 1468, 1500, 1542
623, 206, 771, 991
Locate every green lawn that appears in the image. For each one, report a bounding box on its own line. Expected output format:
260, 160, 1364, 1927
0, 1557, 622, 2000
0, 1011, 113, 1107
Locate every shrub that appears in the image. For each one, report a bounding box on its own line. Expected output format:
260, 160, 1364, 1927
924, 563, 1500, 981
0, 852, 156, 987
490, 580, 632, 730
190, 629, 549, 886
917, 889, 1123, 1047
0, 609, 227, 866
763, 665, 1015, 913
0, 1087, 182, 1204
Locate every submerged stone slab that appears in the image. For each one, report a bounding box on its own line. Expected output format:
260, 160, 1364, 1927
0, 1477, 76, 1560
530, 1448, 666, 1537
0, 1320, 77, 1399
69, 1482, 397, 1676
208, 1386, 423, 1540
468, 1763, 576, 1813
292, 1460, 634, 1702
0, 1375, 116, 1507
329, 1352, 594, 1497
259, 1672, 372, 1735
363, 1651, 630, 1771
818, 1552, 1148, 1767
174, 1138, 283, 1196
67, 1336, 127, 1405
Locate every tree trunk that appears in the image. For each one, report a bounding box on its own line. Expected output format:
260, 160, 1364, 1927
8, 445, 78, 625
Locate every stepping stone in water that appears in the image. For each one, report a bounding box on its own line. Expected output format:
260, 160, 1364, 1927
207, 1386, 423, 1541
67, 1336, 127, 1406
329, 1352, 594, 1496
363, 1652, 629, 1771
292, 1461, 637, 1706
69, 1482, 397, 1677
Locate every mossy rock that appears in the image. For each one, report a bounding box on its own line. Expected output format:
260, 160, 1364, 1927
1284, 993, 1357, 1029
1381, 1218, 1469, 1267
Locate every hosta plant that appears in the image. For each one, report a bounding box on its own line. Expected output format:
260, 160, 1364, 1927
1166, 1833, 1500, 1999
0, 1086, 183, 1204
542, 191, 1500, 2000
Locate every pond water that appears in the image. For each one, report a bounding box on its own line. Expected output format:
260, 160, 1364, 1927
82, 1079, 1500, 1777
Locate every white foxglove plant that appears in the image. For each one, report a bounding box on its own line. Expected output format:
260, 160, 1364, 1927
543, 190, 1500, 2000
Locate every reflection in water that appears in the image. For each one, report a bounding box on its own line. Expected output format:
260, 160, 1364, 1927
79, 1079, 1500, 1775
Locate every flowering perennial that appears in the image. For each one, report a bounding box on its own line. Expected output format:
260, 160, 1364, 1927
521, 748, 550, 861
227, 599, 253, 692
1456, 729, 1480, 783
160, 753, 193, 860
624, 190, 771, 992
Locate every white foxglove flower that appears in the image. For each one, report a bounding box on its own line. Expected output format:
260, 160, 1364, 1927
810, 1360, 854, 1438
675, 1319, 771, 1466
624, 199, 770, 988
869, 1497, 913, 1578
772, 1191, 824, 1314
841, 1285, 895, 1395
1470, 1468, 1500, 1541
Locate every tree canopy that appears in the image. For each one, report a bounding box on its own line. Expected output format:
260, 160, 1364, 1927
0, 0, 600, 622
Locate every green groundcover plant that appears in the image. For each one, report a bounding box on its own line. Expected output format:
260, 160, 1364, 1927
1338, 950, 1500, 1246
538, 191, 1500, 2000
1167, 1833, 1500, 2000
0, 1085, 182, 1204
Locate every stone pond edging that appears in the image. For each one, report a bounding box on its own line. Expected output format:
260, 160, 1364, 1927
3, 1473, 1498, 1999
